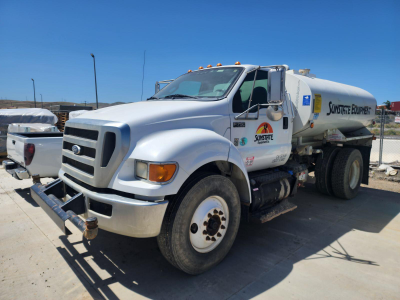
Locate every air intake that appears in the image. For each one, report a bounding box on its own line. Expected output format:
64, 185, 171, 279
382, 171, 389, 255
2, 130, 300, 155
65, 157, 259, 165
101, 132, 116, 167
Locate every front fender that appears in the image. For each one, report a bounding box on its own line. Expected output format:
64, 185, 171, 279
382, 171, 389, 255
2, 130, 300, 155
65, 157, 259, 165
110, 129, 231, 196
133, 128, 231, 175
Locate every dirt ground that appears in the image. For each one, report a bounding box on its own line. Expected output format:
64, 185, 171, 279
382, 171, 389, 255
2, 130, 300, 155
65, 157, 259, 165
363, 178, 400, 193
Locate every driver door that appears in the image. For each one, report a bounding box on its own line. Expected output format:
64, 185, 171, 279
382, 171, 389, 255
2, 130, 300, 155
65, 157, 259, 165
230, 70, 292, 172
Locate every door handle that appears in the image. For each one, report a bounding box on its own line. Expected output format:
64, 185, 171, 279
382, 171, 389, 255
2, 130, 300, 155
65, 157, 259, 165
12, 140, 15, 145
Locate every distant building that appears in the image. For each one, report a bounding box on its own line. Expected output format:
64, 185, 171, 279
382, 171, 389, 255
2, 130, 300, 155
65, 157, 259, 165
390, 101, 400, 112
50, 105, 93, 112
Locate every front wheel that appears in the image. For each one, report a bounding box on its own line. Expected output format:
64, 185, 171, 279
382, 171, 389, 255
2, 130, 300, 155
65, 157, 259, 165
157, 173, 241, 275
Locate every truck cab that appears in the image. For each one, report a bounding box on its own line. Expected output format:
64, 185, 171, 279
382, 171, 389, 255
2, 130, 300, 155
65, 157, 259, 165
30, 63, 376, 274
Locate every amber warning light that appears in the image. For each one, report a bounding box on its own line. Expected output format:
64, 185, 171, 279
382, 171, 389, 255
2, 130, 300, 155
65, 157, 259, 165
149, 164, 177, 182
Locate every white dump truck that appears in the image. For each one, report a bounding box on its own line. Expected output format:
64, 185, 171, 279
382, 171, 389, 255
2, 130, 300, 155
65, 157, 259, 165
30, 63, 376, 274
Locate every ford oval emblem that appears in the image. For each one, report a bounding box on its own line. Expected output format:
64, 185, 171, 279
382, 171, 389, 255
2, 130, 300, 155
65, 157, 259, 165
72, 145, 81, 155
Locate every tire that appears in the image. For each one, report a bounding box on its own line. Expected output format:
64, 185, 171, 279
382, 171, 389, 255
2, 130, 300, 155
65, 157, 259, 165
157, 173, 241, 275
331, 148, 363, 200
315, 147, 340, 196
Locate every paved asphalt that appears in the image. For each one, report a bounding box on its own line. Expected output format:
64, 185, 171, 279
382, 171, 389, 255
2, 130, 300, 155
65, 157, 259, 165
0, 168, 399, 300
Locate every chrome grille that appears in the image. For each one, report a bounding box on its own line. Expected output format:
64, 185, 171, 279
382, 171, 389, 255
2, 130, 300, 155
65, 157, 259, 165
61, 119, 130, 188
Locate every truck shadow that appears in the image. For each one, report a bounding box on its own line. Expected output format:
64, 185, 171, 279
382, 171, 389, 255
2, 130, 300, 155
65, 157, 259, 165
56, 184, 399, 300
14, 187, 39, 207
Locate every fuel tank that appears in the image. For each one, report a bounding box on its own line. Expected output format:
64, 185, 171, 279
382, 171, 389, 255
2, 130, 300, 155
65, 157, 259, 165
285, 71, 377, 138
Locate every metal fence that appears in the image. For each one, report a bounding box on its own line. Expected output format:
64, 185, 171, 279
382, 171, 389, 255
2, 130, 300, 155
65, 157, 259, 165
369, 111, 400, 166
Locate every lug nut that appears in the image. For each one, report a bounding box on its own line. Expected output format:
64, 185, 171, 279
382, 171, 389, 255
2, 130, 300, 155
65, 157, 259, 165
203, 230, 207, 235
211, 237, 216, 241
219, 211, 223, 215
203, 221, 208, 226
206, 236, 211, 241
221, 225, 226, 229
217, 232, 222, 237
208, 213, 212, 218
222, 217, 226, 221
214, 209, 218, 214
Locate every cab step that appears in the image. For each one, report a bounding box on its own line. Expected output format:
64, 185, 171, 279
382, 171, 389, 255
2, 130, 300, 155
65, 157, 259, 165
250, 199, 297, 224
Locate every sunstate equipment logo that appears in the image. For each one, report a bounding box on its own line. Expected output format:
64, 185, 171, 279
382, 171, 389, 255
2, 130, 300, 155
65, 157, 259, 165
254, 122, 274, 144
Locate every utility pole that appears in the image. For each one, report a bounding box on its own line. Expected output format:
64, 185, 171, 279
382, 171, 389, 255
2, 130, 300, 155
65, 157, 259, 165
141, 50, 146, 101
31, 78, 36, 108
84, 101, 87, 106
40, 94, 43, 108
90, 53, 99, 109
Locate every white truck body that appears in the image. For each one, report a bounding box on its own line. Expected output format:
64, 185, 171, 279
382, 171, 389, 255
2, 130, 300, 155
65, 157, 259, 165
4, 132, 63, 179
30, 64, 377, 274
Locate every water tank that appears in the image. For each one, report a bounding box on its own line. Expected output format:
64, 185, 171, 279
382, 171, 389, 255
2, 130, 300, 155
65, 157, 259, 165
285, 70, 376, 138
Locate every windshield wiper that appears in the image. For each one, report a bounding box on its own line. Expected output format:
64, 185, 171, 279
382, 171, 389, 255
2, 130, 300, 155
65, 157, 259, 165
162, 94, 198, 99
147, 96, 159, 100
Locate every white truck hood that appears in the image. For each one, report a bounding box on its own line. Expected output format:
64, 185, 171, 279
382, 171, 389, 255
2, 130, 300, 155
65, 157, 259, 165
75, 100, 229, 127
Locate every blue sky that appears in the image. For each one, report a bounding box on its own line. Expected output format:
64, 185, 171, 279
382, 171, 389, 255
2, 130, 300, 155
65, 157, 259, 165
1, 0, 399, 105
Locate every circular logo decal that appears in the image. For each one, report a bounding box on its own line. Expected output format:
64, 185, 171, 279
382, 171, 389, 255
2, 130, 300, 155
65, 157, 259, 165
240, 137, 247, 146
72, 145, 81, 155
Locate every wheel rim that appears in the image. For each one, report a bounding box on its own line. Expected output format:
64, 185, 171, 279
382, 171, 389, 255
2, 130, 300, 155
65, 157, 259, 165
349, 160, 360, 189
189, 196, 229, 253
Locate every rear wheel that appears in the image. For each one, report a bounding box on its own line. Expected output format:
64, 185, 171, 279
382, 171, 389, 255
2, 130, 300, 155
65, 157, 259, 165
331, 148, 363, 200
315, 147, 340, 196
157, 173, 241, 275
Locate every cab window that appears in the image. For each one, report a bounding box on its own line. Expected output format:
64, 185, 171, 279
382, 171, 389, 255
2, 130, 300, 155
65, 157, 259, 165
232, 70, 268, 113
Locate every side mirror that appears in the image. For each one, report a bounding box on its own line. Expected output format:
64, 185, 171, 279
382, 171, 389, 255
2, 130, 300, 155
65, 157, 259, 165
266, 67, 286, 121
267, 68, 285, 102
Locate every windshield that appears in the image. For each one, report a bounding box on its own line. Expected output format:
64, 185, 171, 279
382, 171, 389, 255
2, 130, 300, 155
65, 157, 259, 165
150, 67, 243, 101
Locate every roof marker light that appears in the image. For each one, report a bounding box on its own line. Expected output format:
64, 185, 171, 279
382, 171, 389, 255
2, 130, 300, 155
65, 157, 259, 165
217, 63, 222, 66
207, 64, 212, 68
235, 61, 241, 65
199, 66, 204, 69
188, 70, 192, 73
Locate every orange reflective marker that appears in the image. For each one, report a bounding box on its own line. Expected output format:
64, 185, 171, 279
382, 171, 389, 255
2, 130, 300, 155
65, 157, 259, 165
149, 164, 177, 182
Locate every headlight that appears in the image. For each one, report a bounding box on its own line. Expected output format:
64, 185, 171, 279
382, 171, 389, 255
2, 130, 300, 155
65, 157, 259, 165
135, 160, 177, 183
136, 161, 148, 179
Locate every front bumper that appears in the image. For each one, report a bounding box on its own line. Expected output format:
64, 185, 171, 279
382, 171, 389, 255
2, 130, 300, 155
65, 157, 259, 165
30, 176, 169, 239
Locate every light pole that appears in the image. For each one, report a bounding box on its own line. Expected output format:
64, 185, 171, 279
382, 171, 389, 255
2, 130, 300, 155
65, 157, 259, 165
31, 78, 36, 108
90, 53, 99, 109
40, 94, 43, 108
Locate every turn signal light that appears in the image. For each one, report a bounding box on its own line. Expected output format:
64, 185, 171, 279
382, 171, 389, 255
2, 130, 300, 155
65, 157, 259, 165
235, 61, 241, 65
217, 63, 222, 66
199, 66, 204, 69
149, 164, 177, 182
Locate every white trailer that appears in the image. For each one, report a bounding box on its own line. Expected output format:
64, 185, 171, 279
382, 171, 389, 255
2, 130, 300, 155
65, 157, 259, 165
30, 63, 376, 274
